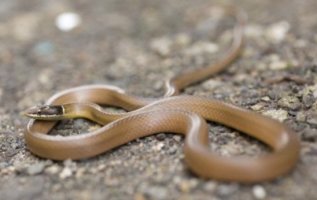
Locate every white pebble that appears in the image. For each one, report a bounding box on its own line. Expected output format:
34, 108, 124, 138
308, 84, 317, 98
262, 109, 288, 122
252, 185, 266, 199
268, 55, 288, 70
55, 12, 81, 32
153, 142, 164, 151
251, 103, 264, 111
269, 60, 288, 70
261, 96, 270, 102
45, 165, 60, 174
59, 167, 72, 179
266, 21, 290, 43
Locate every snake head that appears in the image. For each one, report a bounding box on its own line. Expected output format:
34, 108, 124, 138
23, 105, 64, 120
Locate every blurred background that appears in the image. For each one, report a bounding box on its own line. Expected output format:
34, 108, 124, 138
1, 0, 317, 199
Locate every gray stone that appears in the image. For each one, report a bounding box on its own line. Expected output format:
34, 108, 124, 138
278, 96, 301, 110
307, 113, 317, 126
301, 128, 317, 142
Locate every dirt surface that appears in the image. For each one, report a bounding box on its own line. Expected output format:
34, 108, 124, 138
1, 0, 317, 199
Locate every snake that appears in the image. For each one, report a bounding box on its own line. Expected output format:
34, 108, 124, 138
23, 6, 300, 183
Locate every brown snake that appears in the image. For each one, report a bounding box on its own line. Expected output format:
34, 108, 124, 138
24, 6, 300, 183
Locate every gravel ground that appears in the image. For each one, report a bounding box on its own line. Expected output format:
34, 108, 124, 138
1, 0, 317, 199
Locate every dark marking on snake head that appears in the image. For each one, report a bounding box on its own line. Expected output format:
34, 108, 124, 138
23, 105, 64, 119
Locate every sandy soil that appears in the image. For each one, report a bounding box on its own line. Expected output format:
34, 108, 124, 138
0, 0, 317, 199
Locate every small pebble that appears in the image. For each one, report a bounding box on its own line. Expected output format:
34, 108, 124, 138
266, 21, 290, 43
167, 145, 178, 155
55, 12, 81, 32
203, 181, 217, 192
63, 159, 76, 168
88, 125, 101, 132
306, 113, 317, 125
313, 102, 317, 111
251, 103, 264, 111
301, 128, 317, 142
261, 96, 271, 102
109, 160, 122, 166
97, 164, 106, 171
173, 135, 182, 142
153, 142, 164, 151
277, 96, 301, 110
312, 85, 317, 98
45, 165, 60, 175
75, 168, 86, 178
267, 88, 284, 100
221, 142, 242, 156
262, 109, 288, 122
59, 167, 72, 179
26, 163, 45, 175
252, 185, 267, 199
155, 133, 166, 141
178, 181, 191, 193
1, 166, 15, 175
302, 92, 315, 108
178, 179, 198, 193
296, 111, 306, 122
269, 60, 288, 70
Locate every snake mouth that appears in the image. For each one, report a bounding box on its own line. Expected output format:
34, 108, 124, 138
23, 105, 64, 120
